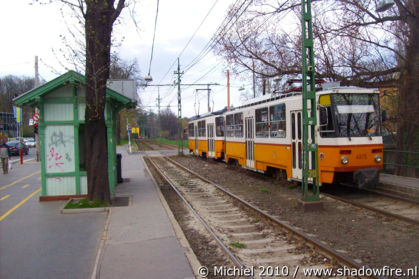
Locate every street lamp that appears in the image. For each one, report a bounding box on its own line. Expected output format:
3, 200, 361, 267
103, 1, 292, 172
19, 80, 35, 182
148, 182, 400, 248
144, 75, 153, 82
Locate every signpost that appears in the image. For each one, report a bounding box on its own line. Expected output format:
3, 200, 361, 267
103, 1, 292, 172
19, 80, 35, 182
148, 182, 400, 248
127, 119, 132, 153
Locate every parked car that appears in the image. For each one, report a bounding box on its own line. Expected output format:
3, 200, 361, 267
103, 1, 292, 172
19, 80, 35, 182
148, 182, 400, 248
7, 140, 29, 156
24, 138, 36, 148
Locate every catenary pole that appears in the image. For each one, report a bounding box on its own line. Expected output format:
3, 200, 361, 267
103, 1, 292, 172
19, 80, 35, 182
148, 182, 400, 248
301, 0, 320, 202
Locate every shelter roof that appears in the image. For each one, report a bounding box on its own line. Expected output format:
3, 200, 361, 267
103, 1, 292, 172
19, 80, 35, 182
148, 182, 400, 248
13, 70, 136, 108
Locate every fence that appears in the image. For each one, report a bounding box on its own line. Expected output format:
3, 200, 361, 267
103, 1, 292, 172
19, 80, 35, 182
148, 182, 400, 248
383, 149, 419, 178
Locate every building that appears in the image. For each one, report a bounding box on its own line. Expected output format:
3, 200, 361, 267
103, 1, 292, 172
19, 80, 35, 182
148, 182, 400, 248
0, 112, 18, 138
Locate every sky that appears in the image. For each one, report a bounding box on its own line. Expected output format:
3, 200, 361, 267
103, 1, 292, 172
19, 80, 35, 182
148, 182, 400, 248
0, 0, 250, 118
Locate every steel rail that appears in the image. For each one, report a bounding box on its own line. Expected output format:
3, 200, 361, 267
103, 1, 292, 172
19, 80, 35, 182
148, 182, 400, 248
361, 187, 419, 205
146, 157, 254, 279
165, 156, 385, 279
321, 192, 419, 226
340, 182, 419, 205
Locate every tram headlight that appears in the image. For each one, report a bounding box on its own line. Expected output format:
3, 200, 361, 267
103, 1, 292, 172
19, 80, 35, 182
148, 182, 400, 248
375, 155, 382, 163
341, 156, 349, 165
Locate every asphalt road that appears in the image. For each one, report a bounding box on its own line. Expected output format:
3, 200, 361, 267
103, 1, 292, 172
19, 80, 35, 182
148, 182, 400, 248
0, 153, 107, 279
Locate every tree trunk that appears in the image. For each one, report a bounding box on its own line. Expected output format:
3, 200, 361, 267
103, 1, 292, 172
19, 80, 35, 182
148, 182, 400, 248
84, 0, 124, 203
396, 0, 419, 177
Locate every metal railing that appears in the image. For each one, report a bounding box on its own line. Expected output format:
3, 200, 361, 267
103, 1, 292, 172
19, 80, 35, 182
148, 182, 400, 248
383, 149, 419, 177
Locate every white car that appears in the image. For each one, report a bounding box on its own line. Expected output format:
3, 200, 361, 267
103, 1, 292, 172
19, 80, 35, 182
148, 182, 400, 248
24, 138, 36, 148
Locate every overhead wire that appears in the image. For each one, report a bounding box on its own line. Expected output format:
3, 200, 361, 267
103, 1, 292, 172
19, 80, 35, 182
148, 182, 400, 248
147, 0, 160, 77
183, 0, 253, 73
152, 0, 255, 114
157, 0, 221, 84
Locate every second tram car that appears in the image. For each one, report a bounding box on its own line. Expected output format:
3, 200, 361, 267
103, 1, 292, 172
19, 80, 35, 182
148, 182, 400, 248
188, 111, 226, 160
188, 85, 383, 187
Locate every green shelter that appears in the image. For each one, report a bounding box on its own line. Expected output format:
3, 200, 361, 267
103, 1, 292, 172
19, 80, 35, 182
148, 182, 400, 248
14, 71, 136, 200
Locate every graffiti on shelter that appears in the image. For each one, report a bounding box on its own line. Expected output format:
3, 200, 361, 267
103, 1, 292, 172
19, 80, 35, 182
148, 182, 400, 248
47, 146, 65, 172
49, 130, 74, 148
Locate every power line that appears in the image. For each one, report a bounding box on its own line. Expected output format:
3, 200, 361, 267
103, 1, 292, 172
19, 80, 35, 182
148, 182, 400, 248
158, 0, 221, 84
177, 0, 219, 60
183, 0, 253, 73
147, 0, 160, 77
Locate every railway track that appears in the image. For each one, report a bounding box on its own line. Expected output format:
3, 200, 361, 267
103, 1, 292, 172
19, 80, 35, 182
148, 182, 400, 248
186, 154, 419, 226
146, 156, 375, 279
136, 139, 177, 151
322, 186, 419, 225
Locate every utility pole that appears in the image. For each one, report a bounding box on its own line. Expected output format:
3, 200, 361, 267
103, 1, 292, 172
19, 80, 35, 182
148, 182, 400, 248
174, 58, 184, 155
301, 0, 320, 206
34, 56, 41, 162
195, 85, 218, 113
207, 84, 211, 112
227, 70, 230, 111
252, 60, 256, 98
156, 87, 161, 138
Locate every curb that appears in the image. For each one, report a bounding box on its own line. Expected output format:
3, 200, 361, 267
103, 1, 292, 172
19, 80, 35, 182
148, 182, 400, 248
10, 158, 35, 165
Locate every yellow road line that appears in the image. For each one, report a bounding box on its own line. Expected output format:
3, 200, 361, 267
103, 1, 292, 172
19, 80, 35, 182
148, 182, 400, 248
22, 184, 30, 189
0, 171, 40, 191
0, 187, 41, 222
0, 195, 10, 201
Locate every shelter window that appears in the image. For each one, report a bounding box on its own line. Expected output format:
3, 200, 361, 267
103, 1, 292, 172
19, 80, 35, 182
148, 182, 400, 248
188, 123, 194, 137
198, 120, 206, 137
255, 108, 269, 138
270, 104, 286, 138
215, 116, 224, 137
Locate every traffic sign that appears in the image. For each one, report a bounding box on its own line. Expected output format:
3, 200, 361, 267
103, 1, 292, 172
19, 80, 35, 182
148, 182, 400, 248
32, 113, 40, 122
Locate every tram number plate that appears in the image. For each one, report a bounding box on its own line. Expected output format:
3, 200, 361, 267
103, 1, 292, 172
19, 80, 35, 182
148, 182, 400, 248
356, 153, 367, 160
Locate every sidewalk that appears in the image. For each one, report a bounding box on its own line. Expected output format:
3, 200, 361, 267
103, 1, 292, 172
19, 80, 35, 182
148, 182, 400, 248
94, 147, 195, 279
379, 173, 419, 199
380, 173, 419, 189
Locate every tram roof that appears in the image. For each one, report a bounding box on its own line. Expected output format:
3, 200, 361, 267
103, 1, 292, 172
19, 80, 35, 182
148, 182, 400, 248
232, 86, 378, 111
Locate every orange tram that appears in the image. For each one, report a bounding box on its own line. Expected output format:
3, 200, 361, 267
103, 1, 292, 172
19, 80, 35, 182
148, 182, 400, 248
188, 85, 384, 187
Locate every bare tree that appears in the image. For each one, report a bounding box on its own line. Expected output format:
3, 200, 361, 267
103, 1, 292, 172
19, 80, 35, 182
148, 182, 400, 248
0, 76, 35, 112
83, 0, 125, 203
216, 0, 418, 175
56, 0, 126, 203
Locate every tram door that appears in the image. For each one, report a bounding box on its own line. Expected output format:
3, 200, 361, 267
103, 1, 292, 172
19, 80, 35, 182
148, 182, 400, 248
194, 125, 198, 155
207, 123, 215, 158
291, 111, 313, 181
291, 111, 303, 179
245, 117, 254, 168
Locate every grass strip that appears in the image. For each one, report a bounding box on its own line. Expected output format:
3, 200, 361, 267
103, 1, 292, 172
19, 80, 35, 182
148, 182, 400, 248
64, 198, 108, 209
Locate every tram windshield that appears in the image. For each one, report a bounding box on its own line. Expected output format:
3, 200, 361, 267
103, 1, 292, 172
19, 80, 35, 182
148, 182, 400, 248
320, 93, 381, 138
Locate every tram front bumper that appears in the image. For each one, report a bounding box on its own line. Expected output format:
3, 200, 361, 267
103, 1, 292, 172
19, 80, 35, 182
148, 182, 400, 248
353, 168, 379, 188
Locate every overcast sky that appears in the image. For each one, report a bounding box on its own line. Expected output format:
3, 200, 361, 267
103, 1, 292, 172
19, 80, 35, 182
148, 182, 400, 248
0, 0, 250, 117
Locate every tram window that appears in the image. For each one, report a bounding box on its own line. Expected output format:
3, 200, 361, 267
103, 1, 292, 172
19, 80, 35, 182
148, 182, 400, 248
270, 104, 286, 138
188, 123, 194, 137
234, 113, 243, 138
297, 113, 302, 140
215, 117, 225, 137
319, 106, 335, 138
198, 120, 206, 137
226, 114, 234, 137
255, 108, 269, 138
292, 113, 296, 140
